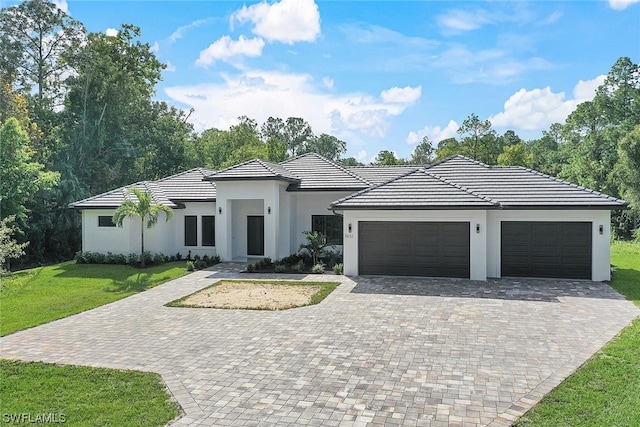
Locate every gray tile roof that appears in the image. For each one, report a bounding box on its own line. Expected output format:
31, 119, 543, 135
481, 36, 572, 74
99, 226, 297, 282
347, 165, 419, 185
333, 155, 627, 210
425, 155, 627, 208
70, 154, 627, 211
331, 169, 497, 209
69, 168, 217, 209
157, 168, 217, 201
69, 181, 181, 209
281, 153, 370, 191
207, 159, 300, 182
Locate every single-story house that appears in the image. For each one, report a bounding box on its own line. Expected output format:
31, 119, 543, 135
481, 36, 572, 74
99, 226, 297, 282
70, 153, 627, 281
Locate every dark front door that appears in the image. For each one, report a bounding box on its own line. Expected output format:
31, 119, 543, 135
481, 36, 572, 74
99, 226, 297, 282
501, 221, 592, 279
358, 221, 470, 278
247, 216, 265, 256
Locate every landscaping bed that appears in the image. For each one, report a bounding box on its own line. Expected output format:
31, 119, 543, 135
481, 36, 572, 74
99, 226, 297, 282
167, 279, 339, 310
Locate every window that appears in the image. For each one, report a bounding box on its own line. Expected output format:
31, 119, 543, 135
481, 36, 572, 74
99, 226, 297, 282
185, 216, 197, 246
98, 216, 115, 227
202, 216, 215, 246
312, 215, 343, 245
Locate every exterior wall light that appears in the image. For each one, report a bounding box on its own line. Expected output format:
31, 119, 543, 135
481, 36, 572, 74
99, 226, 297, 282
599, 224, 603, 235
268, 206, 271, 214
476, 224, 480, 233
348, 223, 352, 233
218, 207, 222, 215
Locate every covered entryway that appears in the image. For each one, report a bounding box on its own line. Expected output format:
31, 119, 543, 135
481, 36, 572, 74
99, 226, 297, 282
358, 221, 470, 278
501, 221, 592, 279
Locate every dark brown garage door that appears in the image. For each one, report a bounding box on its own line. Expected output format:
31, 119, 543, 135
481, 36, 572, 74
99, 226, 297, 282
501, 221, 592, 279
359, 221, 470, 278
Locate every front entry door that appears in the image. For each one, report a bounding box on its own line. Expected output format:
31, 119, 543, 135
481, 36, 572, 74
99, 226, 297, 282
247, 216, 265, 256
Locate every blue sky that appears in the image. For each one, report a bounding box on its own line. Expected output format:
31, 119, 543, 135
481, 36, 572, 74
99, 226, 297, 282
6, 0, 640, 161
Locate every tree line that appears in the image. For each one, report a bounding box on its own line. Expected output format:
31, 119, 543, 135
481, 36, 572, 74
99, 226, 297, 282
1, 0, 638, 270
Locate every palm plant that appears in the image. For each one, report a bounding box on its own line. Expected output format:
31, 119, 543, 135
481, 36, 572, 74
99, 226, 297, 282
112, 187, 173, 268
299, 231, 329, 265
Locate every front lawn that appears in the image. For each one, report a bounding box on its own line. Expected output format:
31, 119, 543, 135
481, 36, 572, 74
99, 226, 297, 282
0, 261, 188, 336
0, 359, 180, 426
515, 241, 640, 426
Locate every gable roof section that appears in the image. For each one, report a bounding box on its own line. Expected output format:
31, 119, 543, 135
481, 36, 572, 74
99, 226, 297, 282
331, 169, 498, 209
69, 181, 181, 210
347, 165, 419, 185
426, 155, 627, 209
69, 168, 217, 209
206, 159, 300, 183
280, 153, 371, 191
157, 168, 217, 201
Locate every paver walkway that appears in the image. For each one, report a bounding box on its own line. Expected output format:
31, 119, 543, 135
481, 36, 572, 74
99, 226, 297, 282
1, 264, 638, 426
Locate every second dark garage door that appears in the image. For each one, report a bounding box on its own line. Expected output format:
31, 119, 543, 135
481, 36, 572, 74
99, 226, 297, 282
359, 221, 470, 278
501, 221, 592, 279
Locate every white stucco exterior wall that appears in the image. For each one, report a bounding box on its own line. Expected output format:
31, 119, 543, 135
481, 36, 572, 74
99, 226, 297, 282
215, 180, 289, 261
292, 191, 353, 252
341, 210, 488, 280
171, 202, 217, 259
82, 210, 135, 254
486, 209, 612, 281
81, 202, 216, 258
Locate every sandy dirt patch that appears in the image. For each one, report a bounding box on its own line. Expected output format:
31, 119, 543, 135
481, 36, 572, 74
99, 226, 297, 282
181, 281, 323, 310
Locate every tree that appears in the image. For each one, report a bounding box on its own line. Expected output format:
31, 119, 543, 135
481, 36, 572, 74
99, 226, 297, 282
0, 215, 29, 275
616, 125, 640, 211
260, 116, 285, 142
409, 136, 435, 164
0, 0, 85, 111
0, 118, 59, 227
435, 137, 462, 160
373, 150, 405, 165
301, 133, 346, 161
497, 142, 534, 168
283, 117, 313, 156
112, 188, 173, 268
61, 24, 165, 194
339, 157, 363, 166
457, 113, 499, 164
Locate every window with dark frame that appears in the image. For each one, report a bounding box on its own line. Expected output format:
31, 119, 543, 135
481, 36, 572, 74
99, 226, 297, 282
311, 215, 343, 245
98, 216, 116, 227
184, 216, 197, 246
202, 216, 215, 246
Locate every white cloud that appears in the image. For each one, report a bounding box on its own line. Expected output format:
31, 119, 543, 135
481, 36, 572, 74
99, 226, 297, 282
164, 70, 417, 138
196, 36, 265, 67
232, 0, 320, 44
406, 120, 459, 145
489, 75, 606, 130
165, 61, 176, 72
380, 85, 422, 104
51, 0, 68, 14
574, 75, 606, 102
437, 9, 494, 34
150, 41, 160, 53
322, 77, 334, 90
355, 150, 369, 164
105, 28, 119, 37
432, 45, 552, 84
169, 19, 209, 42
608, 0, 640, 10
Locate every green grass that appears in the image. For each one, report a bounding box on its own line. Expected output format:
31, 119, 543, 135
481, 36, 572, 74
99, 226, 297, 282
167, 279, 340, 309
0, 359, 180, 426
515, 241, 640, 427
0, 261, 188, 336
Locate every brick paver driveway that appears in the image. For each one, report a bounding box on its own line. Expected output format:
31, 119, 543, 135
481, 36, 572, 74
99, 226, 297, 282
1, 264, 638, 426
